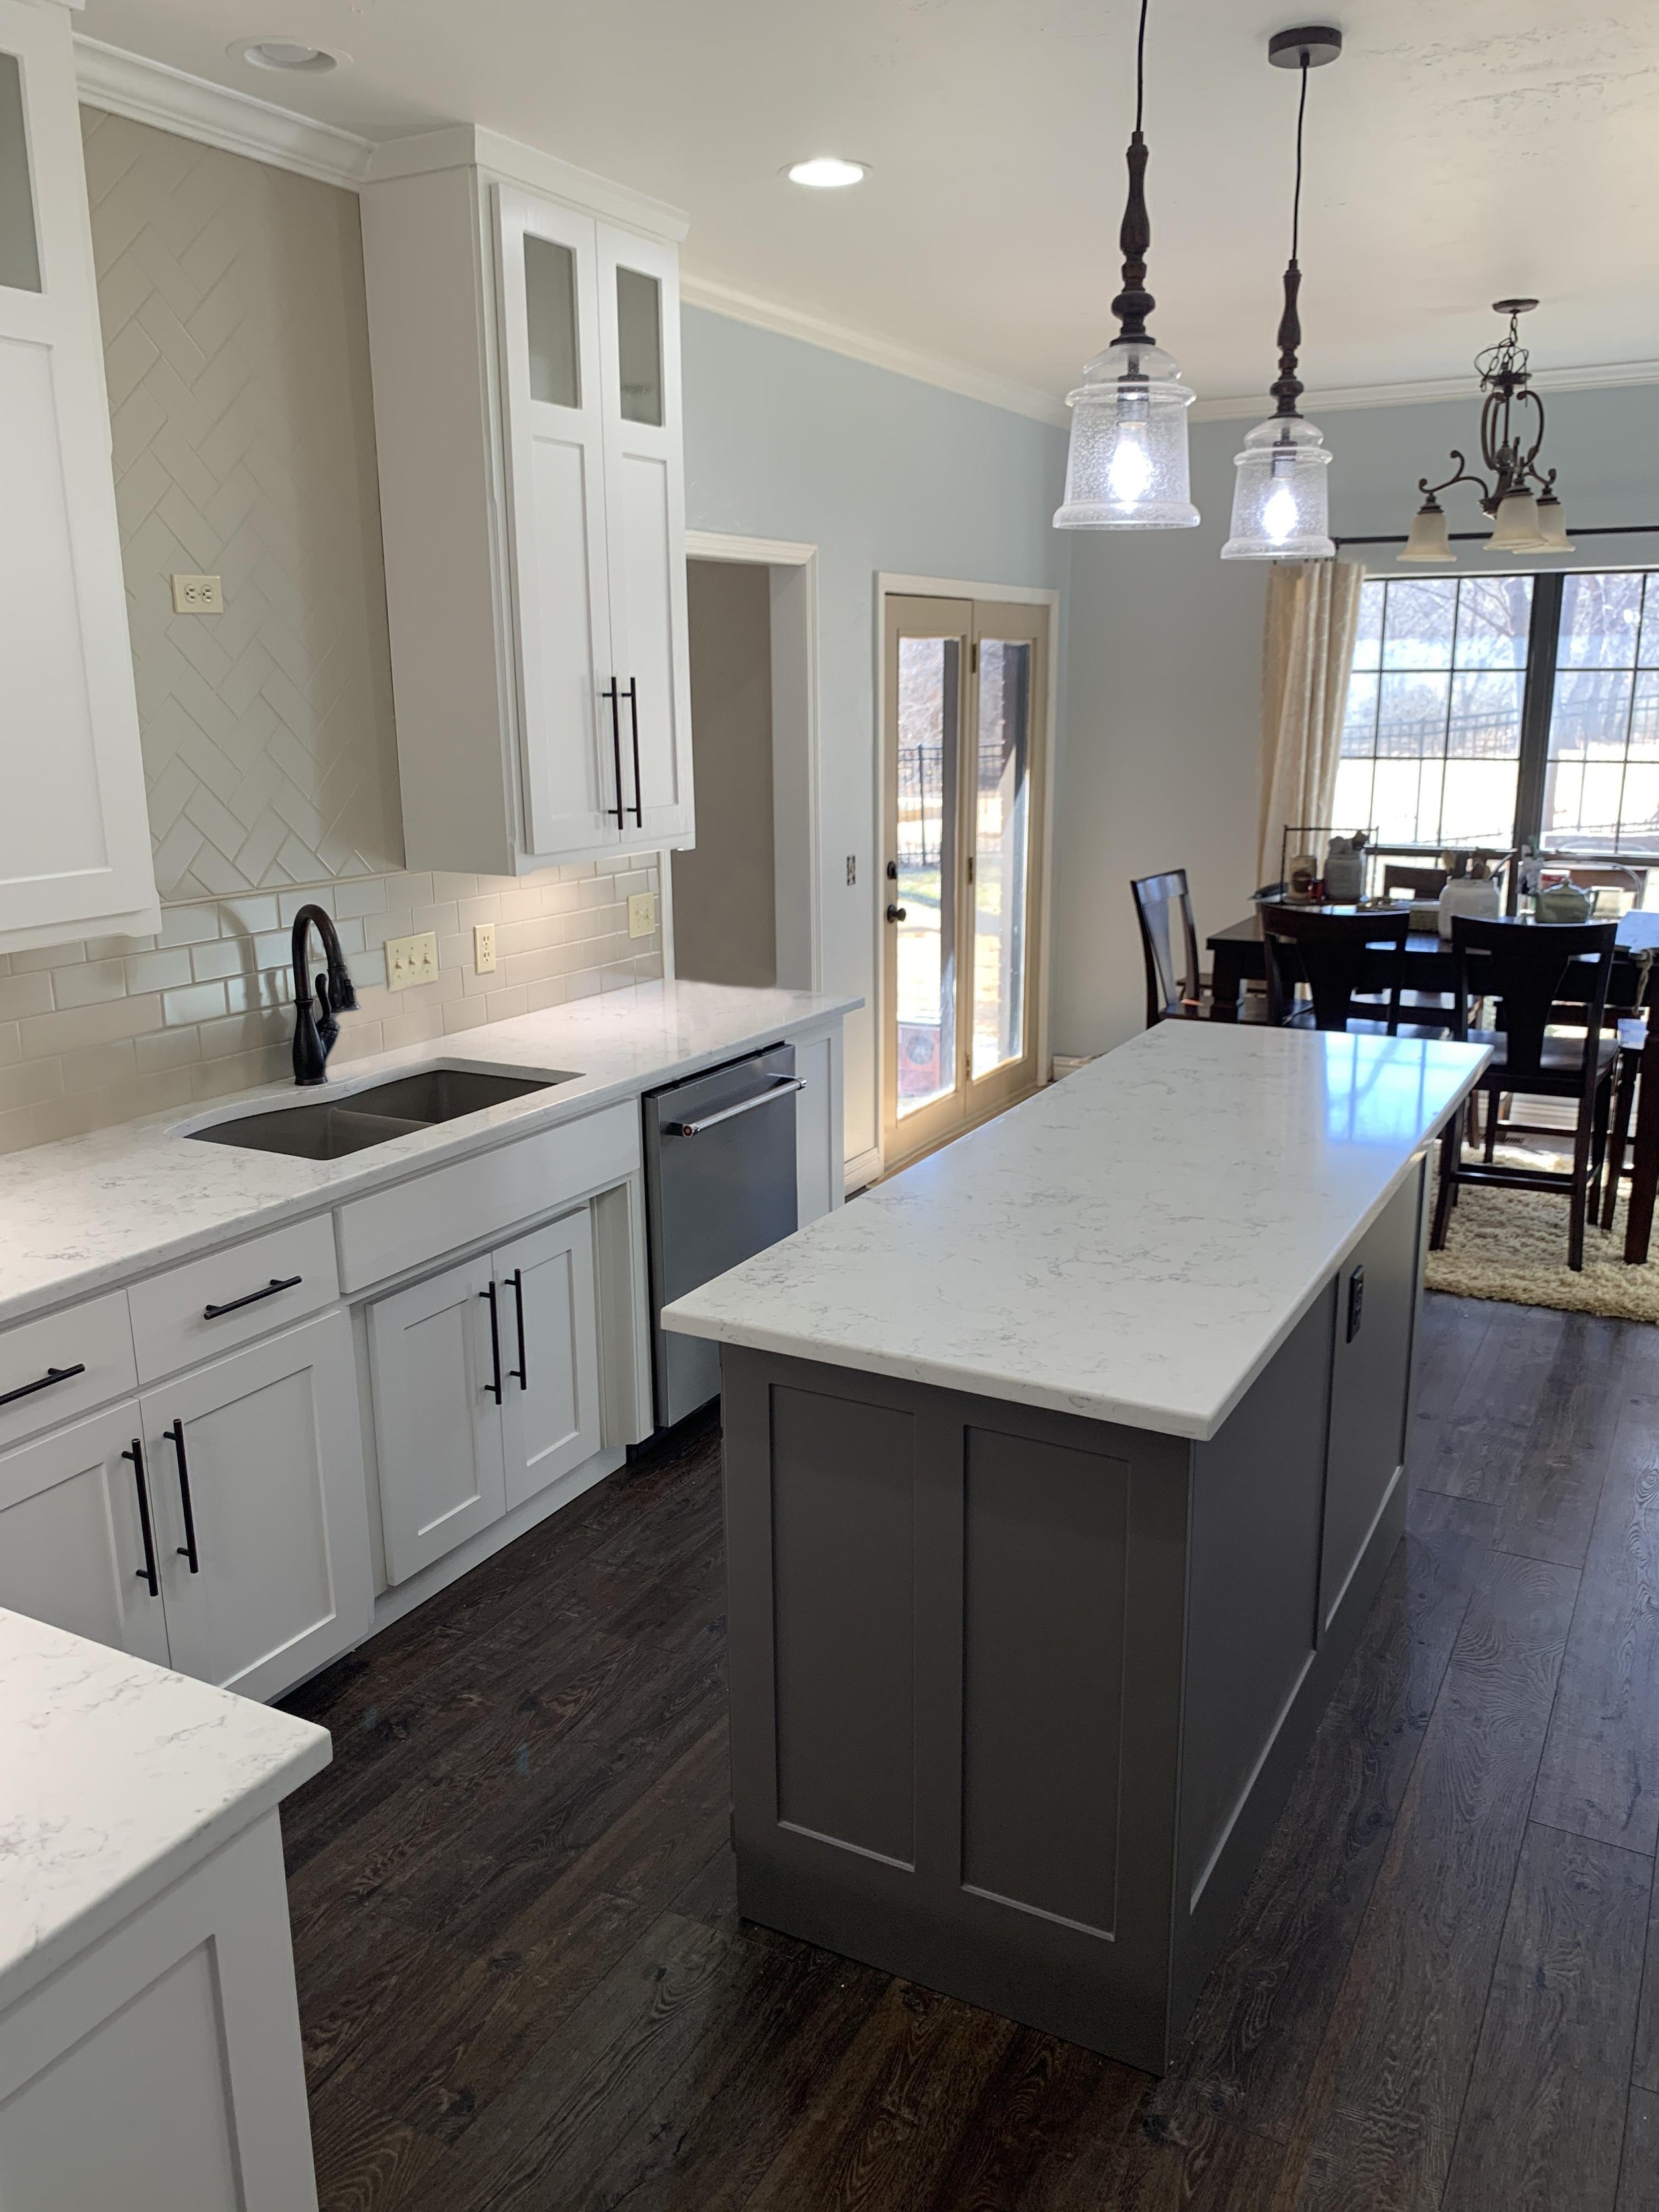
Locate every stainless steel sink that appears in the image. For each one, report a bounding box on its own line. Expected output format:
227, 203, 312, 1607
188, 1067, 579, 1159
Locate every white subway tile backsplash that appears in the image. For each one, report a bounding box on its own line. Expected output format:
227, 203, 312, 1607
0, 859, 662, 1155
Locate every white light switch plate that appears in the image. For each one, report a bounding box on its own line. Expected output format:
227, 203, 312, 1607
628, 892, 656, 939
170, 572, 223, 614
385, 930, 439, 992
473, 921, 497, 974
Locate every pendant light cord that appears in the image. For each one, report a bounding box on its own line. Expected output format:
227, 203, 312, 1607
1134, 0, 1148, 133
1289, 51, 1308, 265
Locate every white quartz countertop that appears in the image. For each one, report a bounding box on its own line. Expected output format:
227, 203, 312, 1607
0, 1607, 329, 2013
0, 981, 857, 1326
664, 1022, 1489, 1442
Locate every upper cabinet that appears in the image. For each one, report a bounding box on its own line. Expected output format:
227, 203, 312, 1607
0, 0, 157, 951
361, 140, 694, 876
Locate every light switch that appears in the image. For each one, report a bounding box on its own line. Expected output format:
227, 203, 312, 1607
384, 930, 439, 992
170, 573, 224, 615
628, 892, 656, 938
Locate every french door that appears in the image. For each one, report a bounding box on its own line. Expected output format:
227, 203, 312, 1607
881, 594, 1049, 1166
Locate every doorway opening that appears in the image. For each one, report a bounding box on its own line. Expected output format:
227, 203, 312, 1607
880, 587, 1054, 1171
671, 536, 819, 995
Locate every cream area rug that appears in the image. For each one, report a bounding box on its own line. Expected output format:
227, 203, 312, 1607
1426, 1141, 1659, 1323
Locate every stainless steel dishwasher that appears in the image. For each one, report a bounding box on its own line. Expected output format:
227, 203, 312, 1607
642, 1043, 802, 1427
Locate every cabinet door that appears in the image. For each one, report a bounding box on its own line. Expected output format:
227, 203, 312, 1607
368, 1253, 507, 1582
141, 1311, 372, 1702
497, 1210, 602, 1512
0, 1404, 169, 1668
0, 0, 157, 949
597, 224, 694, 848
494, 185, 619, 857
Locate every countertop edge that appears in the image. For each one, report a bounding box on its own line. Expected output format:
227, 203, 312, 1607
0, 1720, 330, 2018
0, 986, 861, 1328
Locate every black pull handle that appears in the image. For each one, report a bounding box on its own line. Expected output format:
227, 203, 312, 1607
203, 1274, 301, 1320
603, 680, 624, 825
0, 1361, 86, 1411
164, 1420, 200, 1573
886, 903, 907, 923
625, 678, 643, 828
123, 1439, 160, 1597
480, 1282, 503, 1403
509, 1268, 528, 1390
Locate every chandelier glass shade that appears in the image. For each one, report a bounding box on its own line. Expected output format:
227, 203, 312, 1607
1054, 0, 1198, 531
1400, 301, 1568, 564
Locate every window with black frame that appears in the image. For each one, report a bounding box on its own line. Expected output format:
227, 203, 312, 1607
1337, 568, 1659, 901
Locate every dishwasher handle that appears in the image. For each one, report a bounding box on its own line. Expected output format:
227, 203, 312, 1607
666, 1074, 804, 1139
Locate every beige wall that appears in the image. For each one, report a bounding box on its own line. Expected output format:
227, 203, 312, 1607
0, 115, 662, 1157
671, 559, 776, 990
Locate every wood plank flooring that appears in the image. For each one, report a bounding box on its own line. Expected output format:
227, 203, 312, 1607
282, 1292, 1659, 2211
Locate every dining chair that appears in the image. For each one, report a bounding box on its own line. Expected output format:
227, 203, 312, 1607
1260, 905, 1415, 1033
1131, 869, 1271, 1026
1382, 863, 1449, 901
1429, 915, 1619, 1272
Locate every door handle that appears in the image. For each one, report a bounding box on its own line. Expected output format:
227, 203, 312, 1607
624, 678, 643, 828
508, 1268, 528, 1391
163, 1420, 200, 1573
479, 1283, 504, 1403
886, 903, 907, 923
123, 1438, 160, 1597
603, 681, 624, 826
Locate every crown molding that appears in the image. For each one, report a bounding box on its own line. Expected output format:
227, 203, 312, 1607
1190, 357, 1659, 423
362, 125, 688, 240
73, 36, 374, 187
679, 269, 1070, 430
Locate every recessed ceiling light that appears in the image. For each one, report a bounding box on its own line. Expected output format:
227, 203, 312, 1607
786, 157, 868, 190
227, 36, 348, 73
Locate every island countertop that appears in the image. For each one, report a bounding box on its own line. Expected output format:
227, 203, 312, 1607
663, 1021, 1489, 1441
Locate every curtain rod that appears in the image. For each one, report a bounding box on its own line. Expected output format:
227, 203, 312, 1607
1335, 524, 1659, 547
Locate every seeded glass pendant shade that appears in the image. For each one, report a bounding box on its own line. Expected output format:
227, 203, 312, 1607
1054, 0, 1198, 531
1221, 28, 1341, 563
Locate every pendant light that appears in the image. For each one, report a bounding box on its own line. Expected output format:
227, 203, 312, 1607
1221, 27, 1341, 561
1053, 0, 1198, 530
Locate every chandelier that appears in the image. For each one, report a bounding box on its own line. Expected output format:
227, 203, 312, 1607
1399, 301, 1573, 561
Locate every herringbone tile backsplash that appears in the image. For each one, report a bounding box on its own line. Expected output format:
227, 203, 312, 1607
0, 112, 662, 1157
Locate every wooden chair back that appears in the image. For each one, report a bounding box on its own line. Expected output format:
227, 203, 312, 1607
1448, 916, 1617, 1090
1261, 905, 1411, 1033
1131, 870, 1202, 1025
1382, 864, 1448, 901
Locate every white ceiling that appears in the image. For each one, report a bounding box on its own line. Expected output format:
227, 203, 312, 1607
78, 0, 1659, 415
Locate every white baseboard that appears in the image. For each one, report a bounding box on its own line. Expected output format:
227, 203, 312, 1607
844, 1144, 882, 1195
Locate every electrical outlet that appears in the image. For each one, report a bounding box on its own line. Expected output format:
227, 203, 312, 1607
384, 930, 439, 992
627, 891, 656, 939
170, 572, 224, 615
473, 921, 498, 974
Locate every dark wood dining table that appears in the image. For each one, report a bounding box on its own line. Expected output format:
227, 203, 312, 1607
1206, 908, 1659, 1264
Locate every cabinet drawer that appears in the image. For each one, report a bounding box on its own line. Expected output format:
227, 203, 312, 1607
337, 1103, 639, 1291
129, 1216, 339, 1384
0, 1294, 136, 1453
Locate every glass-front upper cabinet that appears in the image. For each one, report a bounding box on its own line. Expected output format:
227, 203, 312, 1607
0, 0, 158, 950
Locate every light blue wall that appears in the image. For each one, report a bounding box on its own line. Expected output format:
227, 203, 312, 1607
680, 304, 1068, 1161
1051, 384, 1659, 1059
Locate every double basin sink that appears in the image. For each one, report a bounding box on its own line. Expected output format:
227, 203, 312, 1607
189, 1067, 580, 1160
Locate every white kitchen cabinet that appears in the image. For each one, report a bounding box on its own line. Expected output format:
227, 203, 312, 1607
368, 1206, 603, 1580
498, 1210, 602, 1511
369, 1251, 509, 1582
0, 0, 157, 952
138, 1310, 372, 1702
360, 140, 693, 876
0, 1404, 171, 1669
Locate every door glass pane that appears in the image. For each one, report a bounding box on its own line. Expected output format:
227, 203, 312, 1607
972, 640, 1032, 1080
524, 235, 579, 406
615, 266, 664, 426
895, 636, 959, 1120
0, 54, 41, 295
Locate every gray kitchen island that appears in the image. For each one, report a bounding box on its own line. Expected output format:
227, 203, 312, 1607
663, 1021, 1488, 2073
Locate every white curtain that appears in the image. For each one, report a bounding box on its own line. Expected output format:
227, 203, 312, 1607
1257, 559, 1367, 891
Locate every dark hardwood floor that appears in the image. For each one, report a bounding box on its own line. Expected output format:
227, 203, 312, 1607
282, 1292, 1659, 2211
